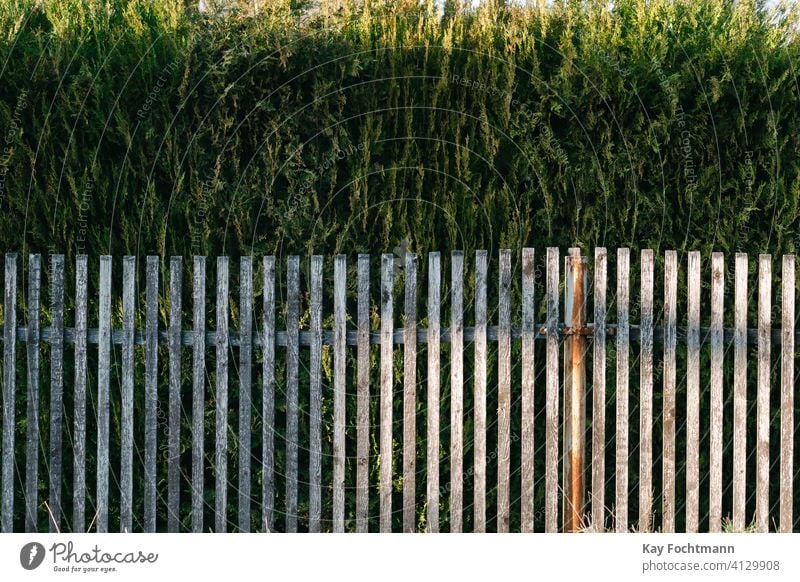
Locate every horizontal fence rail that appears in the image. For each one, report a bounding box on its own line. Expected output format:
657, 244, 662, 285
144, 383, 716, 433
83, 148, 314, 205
0, 250, 796, 533
3, 324, 800, 346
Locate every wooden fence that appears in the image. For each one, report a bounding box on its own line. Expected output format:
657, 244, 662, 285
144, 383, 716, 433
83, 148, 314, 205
0, 249, 796, 533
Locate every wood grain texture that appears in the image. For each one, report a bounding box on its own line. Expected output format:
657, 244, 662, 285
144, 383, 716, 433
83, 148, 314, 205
167, 257, 182, 532
309, 256, 323, 533
592, 248, 607, 531
473, 251, 488, 533
756, 254, 770, 533
1, 254, 16, 533
215, 257, 229, 533
333, 255, 346, 533
450, 251, 464, 532
497, 250, 511, 533
380, 254, 394, 532
356, 254, 370, 532
261, 257, 276, 532
545, 248, 559, 532
191, 257, 206, 533
402, 253, 417, 533
685, 251, 700, 532
780, 255, 794, 533
238, 257, 253, 533
615, 248, 630, 532
96, 256, 112, 532
144, 257, 159, 533
72, 256, 88, 532
48, 255, 65, 532
285, 256, 299, 533
427, 252, 441, 532
638, 250, 654, 532
709, 253, 724, 532
521, 248, 535, 533
24, 254, 41, 533
120, 256, 135, 533
662, 250, 677, 533
732, 253, 747, 532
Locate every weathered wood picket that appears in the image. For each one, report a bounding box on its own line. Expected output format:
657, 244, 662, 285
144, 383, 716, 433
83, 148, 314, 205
0, 249, 796, 533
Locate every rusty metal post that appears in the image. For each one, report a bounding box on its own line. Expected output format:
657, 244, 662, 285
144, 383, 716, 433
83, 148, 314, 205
563, 248, 587, 532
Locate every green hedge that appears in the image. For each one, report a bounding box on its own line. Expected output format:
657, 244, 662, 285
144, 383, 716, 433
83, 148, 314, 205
0, 0, 798, 262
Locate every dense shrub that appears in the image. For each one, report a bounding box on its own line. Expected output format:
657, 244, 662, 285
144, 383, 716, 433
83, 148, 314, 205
0, 0, 797, 261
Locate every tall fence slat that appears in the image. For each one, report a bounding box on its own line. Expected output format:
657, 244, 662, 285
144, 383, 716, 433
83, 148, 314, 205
144, 257, 159, 533
167, 257, 182, 532
733, 253, 747, 532
520, 248, 535, 533
215, 257, 229, 533
191, 257, 206, 533
25, 255, 42, 532
686, 251, 701, 532
73, 256, 87, 532
379, 254, 394, 533
427, 252, 441, 533
756, 254, 771, 533
261, 257, 276, 532
285, 256, 299, 533
450, 251, 464, 532
402, 253, 417, 533
473, 250, 488, 533
615, 248, 630, 532
356, 255, 370, 533
545, 247, 559, 532
1, 253, 16, 534
96, 256, 112, 532
497, 250, 511, 533
780, 255, 794, 533
238, 257, 253, 533
638, 250, 654, 532
662, 250, 677, 533
24, 254, 41, 533
120, 257, 135, 533
592, 248, 607, 530
309, 256, 323, 533
709, 253, 724, 532
333, 256, 346, 533
563, 249, 587, 533
48, 255, 65, 532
